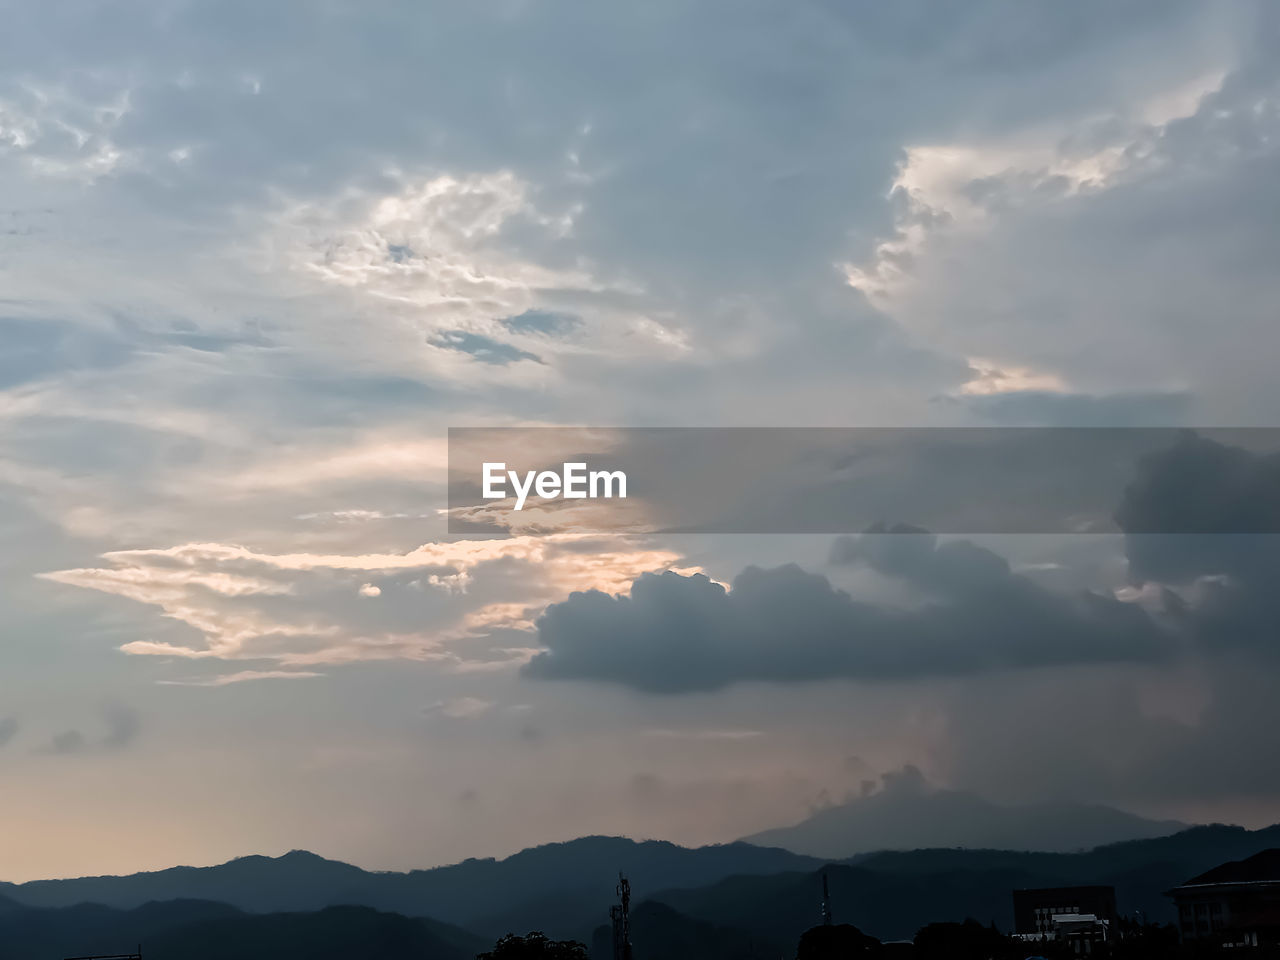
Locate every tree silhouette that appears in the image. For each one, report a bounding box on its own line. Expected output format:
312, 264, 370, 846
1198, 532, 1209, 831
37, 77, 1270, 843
796, 923, 880, 958
477, 931, 590, 960
913, 919, 1013, 960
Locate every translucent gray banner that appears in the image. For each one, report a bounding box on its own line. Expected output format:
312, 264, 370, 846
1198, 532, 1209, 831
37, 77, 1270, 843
446, 427, 1280, 536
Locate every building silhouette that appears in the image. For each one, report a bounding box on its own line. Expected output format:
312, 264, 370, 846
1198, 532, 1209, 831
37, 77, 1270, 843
1168, 848, 1280, 948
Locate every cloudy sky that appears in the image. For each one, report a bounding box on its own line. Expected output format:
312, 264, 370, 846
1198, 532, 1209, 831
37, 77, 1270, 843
2, 0, 1279, 881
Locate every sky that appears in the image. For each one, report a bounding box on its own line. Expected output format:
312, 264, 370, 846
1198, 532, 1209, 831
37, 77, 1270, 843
1, 0, 1279, 881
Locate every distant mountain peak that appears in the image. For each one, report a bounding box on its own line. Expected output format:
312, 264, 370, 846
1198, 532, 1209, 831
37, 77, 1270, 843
279, 849, 328, 862
742, 769, 1189, 858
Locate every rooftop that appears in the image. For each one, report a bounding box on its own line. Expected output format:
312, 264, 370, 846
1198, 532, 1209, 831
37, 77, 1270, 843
1179, 849, 1280, 888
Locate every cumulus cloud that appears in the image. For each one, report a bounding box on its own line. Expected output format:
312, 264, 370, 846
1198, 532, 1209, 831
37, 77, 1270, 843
1117, 431, 1280, 581
526, 433, 1280, 695
845, 23, 1280, 416
525, 544, 1168, 693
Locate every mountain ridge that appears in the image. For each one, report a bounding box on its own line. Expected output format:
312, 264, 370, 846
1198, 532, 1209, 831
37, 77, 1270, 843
0, 836, 820, 940
6, 823, 1280, 946
653, 822, 1280, 942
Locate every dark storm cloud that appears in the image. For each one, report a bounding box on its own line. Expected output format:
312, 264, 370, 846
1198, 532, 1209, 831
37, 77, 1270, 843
939, 433, 1280, 805
527, 433, 1280, 694
831, 523, 1015, 594
1117, 431, 1280, 583
524, 542, 1168, 693
1113, 433, 1280, 665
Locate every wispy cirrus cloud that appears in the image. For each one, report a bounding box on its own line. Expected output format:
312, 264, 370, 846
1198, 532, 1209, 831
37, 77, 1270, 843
158, 669, 325, 687
41, 536, 699, 677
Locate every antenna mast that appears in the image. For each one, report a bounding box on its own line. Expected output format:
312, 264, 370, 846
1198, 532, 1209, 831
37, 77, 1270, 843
610, 872, 633, 960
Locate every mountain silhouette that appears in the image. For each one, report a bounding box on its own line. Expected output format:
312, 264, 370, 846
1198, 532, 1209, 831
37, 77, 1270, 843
5, 823, 1280, 951
0, 897, 483, 960
0, 838, 817, 943
742, 769, 1187, 857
